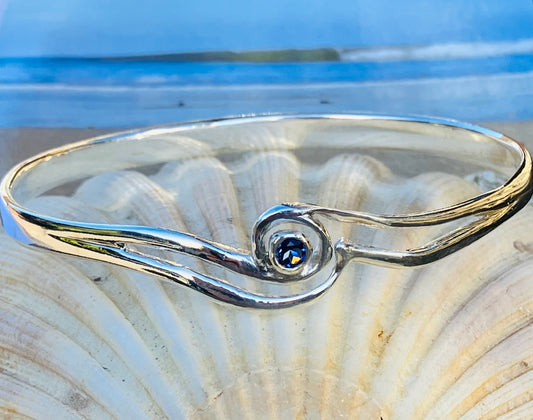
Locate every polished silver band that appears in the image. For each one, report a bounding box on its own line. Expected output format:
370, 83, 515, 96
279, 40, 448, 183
1, 114, 532, 308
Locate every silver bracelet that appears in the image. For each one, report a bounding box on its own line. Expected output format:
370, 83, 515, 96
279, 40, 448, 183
1, 114, 532, 309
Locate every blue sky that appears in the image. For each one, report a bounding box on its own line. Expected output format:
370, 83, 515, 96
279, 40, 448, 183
1, 0, 533, 57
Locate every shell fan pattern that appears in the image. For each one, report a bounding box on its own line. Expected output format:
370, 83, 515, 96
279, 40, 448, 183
1, 119, 533, 419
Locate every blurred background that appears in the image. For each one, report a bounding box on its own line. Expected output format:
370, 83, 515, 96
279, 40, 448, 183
1, 0, 533, 170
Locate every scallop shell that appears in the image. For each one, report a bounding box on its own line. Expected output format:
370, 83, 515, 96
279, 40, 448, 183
1, 122, 533, 419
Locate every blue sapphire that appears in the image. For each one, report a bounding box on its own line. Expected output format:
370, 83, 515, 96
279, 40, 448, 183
275, 237, 307, 269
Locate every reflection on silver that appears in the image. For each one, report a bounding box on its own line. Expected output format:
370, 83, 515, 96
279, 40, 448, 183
1, 114, 532, 308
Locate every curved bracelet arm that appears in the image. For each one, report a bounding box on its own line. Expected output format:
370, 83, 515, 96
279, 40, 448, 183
0, 203, 341, 309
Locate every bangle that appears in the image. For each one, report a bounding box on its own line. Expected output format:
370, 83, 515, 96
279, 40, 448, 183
1, 114, 532, 309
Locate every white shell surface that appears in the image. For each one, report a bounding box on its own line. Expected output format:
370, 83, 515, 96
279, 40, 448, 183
1, 124, 533, 419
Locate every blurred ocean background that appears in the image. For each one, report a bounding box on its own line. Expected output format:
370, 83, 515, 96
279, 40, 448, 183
0, 0, 532, 127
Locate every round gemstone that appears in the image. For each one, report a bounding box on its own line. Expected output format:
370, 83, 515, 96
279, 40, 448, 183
275, 237, 307, 269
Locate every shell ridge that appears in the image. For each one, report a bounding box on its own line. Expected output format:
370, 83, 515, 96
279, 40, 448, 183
309, 153, 392, 418
365, 174, 483, 403
419, 260, 533, 419
153, 159, 259, 417
345, 174, 473, 384
0, 373, 99, 420
0, 297, 151, 419
0, 239, 188, 418
333, 172, 447, 401
226, 150, 302, 419
390, 216, 533, 418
